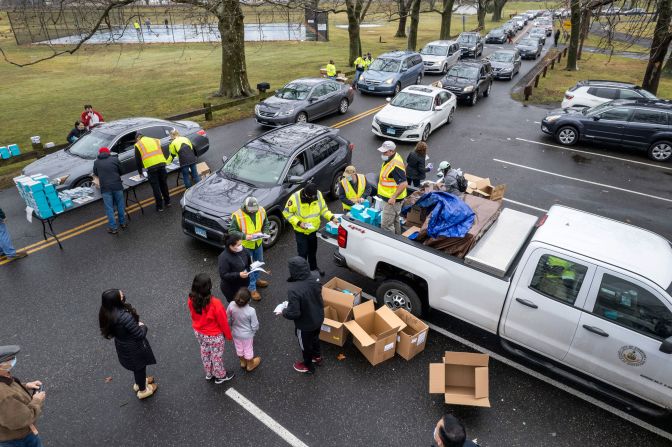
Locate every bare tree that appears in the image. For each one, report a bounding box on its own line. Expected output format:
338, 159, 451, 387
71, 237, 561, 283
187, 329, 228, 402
407, 0, 421, 50
395, 0, 413, 37
566, 0, 582, 70
642, 0, 672, 92
476, 0, 490, 30
491, 0, 507, 22
437, 0, 455, 39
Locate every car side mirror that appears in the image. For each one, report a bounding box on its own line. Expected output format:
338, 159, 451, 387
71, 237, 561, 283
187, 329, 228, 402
221, 155, 228, 165
309, 97, 318, 103
435, 105, 444, 111
660, 336, 672, 354
592, 115, 601, 121
287, 175, 303, 184
386, 97, 392, 102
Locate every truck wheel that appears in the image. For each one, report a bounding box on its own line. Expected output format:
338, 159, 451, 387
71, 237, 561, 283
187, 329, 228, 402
262, 214, 283, 248
376, 279, 424, 317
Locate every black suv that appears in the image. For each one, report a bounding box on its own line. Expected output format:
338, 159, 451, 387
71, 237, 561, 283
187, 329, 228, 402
181, 124, 353, 247
457, 32, 484, 58
437, 60, 493, 106
541, 99, 672, 161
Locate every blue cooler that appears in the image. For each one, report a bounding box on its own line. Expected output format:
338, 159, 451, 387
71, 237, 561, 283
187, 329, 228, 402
0, 147, 9, 159
8, 144, 20, 156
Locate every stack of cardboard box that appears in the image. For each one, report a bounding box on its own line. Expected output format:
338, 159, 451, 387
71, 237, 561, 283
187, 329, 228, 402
13, 174, 76, 219
320, 278, 360, 346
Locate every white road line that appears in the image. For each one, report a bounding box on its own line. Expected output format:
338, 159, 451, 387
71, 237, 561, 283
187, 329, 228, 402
360, 292, 672, 441
502, 198, 548, 212
515, 137, 672, 172
225, 388, 310, 447
493, 158, 672, 203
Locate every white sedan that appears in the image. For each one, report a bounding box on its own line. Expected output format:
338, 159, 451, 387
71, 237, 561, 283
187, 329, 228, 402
371, 85, 456, 142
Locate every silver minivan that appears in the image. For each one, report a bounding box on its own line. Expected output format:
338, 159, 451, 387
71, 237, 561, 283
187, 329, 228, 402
420, 40, 461, 75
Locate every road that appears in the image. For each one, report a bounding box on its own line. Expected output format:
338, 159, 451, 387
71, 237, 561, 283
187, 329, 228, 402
1, 34, 671, 447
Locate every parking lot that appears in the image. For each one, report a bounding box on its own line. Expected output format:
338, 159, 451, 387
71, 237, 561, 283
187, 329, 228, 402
2, 35, 672, 446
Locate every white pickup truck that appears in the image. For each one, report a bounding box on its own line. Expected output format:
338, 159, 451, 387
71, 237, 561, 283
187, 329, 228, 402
326, 204, 672, 415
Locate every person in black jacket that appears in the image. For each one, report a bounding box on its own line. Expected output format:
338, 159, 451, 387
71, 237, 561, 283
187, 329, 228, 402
93, 147, 126, 234
99, 289, 157, 400
218, 234, 251, 302
281, 256, 324, 374
433, 414, 479, 446
406, 141, 432, 188
66, 121, 87, 144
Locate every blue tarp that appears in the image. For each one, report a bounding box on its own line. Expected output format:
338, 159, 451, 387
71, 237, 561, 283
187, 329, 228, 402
402, 192, 475, 239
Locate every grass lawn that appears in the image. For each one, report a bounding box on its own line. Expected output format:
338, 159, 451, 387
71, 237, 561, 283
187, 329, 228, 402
582, 32, 650, 54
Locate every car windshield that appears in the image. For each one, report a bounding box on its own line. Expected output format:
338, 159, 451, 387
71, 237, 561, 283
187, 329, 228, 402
220, 145, 289, 185
584, 102, 615, 115
490, 52, 514, 62
275, 83, 311, 100
519, 39, 536, 46
458, 34, 477, 44
446, 65, 479, 80
639, 89, 657, 99
421, 45, 449, 56
490, 29, 504, 35
68, 131, 114, 159
369, 58, 400, 72
390, 92, 433, 111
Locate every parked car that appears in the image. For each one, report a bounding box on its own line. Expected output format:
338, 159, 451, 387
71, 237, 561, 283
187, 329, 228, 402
22, 118, 209, 190
540, 99, 672, 161
528, 27, 547, 45
512, 15, 527, 26
420, 40, 462, 75
534, 18, 554, 36
516, 37, 543, 59
485, 28, 508, 44
254, 78, 354, 127
488, 49, 522, 80
371, 85, 457, 142
357, 50, 424, 96
502, 22, 517, 36
457, 32, 484, 58
181, 123, 353, 248
561, 80, 657, 109
437, 60, 493, 106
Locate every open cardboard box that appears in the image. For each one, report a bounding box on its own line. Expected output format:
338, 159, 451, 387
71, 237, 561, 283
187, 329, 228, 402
464, 173, 506, 201
196, 162, 211, 178
394, 309, 429, 360
320, 289, 355, 347
323, 277, 362, 306
344, 300, 406, 366
429, 352, 491, 407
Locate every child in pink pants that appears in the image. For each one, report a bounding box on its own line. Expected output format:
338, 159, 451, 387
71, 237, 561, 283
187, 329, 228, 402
227, 289, 260, 371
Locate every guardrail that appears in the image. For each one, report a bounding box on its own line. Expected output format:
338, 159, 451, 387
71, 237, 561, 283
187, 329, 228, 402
523, 47, 568, 101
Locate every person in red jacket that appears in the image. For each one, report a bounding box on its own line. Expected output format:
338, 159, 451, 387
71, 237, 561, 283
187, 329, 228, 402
188, 273, 234, 384
80, 104, 104, 129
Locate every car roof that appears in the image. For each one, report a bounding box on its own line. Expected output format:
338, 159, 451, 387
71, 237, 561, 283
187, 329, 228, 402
459, 32, 480, 36
402, 85, 443, 96
602, 98, 672, 110
425, 40, 457, 46
379, 50, 419, 59
93, 117, 172, 135
492, 49, 517, 55
534, 205, 672, 290
576, 80, 640, 89
454, 60, 488, 68
286, 78, 327, 86
248, 123, 337, 155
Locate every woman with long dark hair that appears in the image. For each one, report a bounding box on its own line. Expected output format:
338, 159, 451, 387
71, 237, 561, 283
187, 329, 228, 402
218, 233, 251, 302
406, 141, 431, 188
99, 289, 157, 399
188, 273, 234, 384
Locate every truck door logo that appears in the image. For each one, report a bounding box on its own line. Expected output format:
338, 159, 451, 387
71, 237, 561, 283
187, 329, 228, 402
618, 345, 646, 367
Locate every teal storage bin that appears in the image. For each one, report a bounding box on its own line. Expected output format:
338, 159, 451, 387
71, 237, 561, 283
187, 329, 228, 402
0, 147, 9, 159
8, 144, 20, 156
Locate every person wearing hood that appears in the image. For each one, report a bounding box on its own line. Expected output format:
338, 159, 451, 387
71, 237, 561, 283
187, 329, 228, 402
93, 147, 126, 234
0, 345, 46, 447
280, 257, 324, 374
283, 183, 338, 276
218, 234, 252, 302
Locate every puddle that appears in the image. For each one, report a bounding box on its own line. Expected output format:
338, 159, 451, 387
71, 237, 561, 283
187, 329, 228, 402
572, 154, 592, 163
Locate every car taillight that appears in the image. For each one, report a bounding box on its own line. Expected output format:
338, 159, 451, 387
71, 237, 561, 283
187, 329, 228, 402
536, 214, 548, 227
348, 143, 355, 151
564, 93, 573, 100
338, 225, 348, 248
197, 129, 207, 136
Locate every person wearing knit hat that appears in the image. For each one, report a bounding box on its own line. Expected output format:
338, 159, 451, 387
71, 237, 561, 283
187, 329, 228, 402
93, 146, 126, 234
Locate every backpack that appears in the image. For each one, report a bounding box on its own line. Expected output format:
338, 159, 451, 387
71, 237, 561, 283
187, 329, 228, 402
457, 175, 468, 193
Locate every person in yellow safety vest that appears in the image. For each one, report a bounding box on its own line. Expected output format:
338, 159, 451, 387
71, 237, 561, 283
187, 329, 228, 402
353, 54, 366, 89
283, 183, 338, 275
134, 132, 171, 212
545, 255, 577, 283
377, 140, 408, 234
338, 165, 371, 211
326, 60, 337, 79
167, 129, 200, 188
364, 52, 373, 69
229, 197, 270, 301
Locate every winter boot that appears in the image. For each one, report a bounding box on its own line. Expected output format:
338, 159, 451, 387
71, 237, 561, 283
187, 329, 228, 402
251, 290, 262, 301
239, 357, 248, 369
136, 382, 158, 399
133, 376, 155, 392
246, 357, 261, 372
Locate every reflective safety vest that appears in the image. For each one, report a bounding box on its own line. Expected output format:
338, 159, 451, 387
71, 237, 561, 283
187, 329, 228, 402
283, 190, 333, 235
354, 57, 365, 70
135, 137, 166, 169
363, 57, 372, 69
133, 22, 141, 30
377, 153, 407, 200
326, 63, 336, 77
233, 207, 267, 249
169, 136, 193, 159
340, 174, 366, 211
546, 255, 577, 281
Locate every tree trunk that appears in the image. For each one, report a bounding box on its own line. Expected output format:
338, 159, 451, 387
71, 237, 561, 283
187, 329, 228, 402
439, 0, 455, 39
492, 0, 507, 22
347, 12, 362, 66
565, 0, 581, 71
395, 0, 408, 38
577, 8, 591, 60
216, 2, 253, 98
407, 0, 421, 50
477, 0, 489, 29
642, 0, 672, 93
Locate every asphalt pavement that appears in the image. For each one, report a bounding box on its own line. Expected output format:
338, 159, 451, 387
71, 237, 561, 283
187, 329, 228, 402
1, 35, 671, 447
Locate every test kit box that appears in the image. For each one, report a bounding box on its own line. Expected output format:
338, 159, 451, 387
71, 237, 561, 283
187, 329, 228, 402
322, 277, 362, 306
343, 300, 406, 366
320, 290, 355, 346
429, 352, 491, 407
393, 309, 429, 360
464, 174, 506, 201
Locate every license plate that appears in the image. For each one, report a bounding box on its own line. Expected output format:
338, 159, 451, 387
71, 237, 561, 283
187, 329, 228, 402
194, 226, 207, 238
368, 86, 375, 91
386, 127, 396, 135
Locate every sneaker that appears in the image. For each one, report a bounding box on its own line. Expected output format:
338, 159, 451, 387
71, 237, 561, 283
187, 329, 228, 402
107, 228, 118, 234
214, 371, 235, 384
293, 361, 314, 374
312, 356, 323, 366
205, 374, 213, 381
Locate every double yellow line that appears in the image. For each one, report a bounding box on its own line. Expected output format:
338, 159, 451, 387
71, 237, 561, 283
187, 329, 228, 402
1, 103, 386, 264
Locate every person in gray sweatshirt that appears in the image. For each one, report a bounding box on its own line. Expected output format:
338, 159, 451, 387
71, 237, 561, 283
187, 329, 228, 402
227, 289, 261, 372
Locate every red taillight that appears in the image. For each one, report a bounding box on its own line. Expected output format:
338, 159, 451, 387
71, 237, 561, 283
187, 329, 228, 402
536, 214, 548, 227
348, 143, 355, 151
197, 129, 207, 136
337, 225, 348, 248
564, 94, 574, 100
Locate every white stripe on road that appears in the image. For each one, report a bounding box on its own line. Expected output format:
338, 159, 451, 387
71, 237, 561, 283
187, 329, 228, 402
225, 388, 310, 447
502, 198, 548, 213
515, 137, 672, 172
360, 292, 672, 441
493, 158, 672, 203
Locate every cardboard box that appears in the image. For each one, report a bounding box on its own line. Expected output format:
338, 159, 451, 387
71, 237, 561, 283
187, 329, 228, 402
343, 300, 407, 366
323, 277, 362, 306
429, 352, 490, 407
394, 309, 429, 360
405, 206, 424, 226
197, 162, 211, 178
320, 290, 355, 346
464, 173, 506, 201
402, 226, 421, 239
